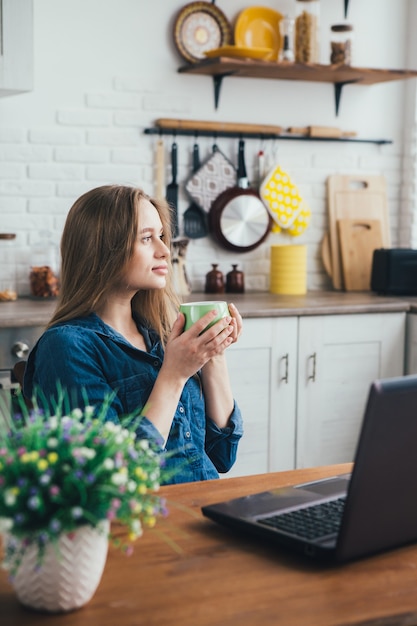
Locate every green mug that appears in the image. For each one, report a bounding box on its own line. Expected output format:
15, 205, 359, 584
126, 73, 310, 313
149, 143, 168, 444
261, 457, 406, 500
179, 301, 230, 332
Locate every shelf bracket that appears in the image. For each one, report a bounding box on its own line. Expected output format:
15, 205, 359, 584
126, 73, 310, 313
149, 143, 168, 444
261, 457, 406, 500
334, 79, 359, 116
344, 0, 349, 18
212, 72, 235, 109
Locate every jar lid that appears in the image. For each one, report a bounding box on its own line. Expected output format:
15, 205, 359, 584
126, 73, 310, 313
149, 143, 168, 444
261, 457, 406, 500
0, 233, 16, 240
331, 23, 354, 32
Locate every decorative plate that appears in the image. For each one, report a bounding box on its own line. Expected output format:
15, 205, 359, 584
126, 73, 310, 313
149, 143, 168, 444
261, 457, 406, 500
235, 6, 283, 59
204, 45, 275, 61
173, 1, 232, 64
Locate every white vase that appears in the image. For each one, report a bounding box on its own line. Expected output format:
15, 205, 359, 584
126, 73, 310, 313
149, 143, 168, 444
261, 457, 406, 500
6, 520, 109, 613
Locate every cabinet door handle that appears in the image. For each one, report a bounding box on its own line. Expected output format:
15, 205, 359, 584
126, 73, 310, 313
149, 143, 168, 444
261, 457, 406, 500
307, 352, 317, 382
280, 353, 289, 383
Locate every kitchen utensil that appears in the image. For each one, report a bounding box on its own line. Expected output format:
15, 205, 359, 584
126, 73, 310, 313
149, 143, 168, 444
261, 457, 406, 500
171, 237, 192, 297
166, 141, 179, 237
287, 126, 357, 138
321, 232, 333, 278
235, 6, 283, 59
183, 142, 208, 239
185, 144, 236, 214
337, 218, 384, 291
327, 175, 390, 290
154, 137, 165, 200
155, 118, 283, 136
208, 139, 273, 253
260, 164, 305, 230
204, 45, 274, 61
173, 1, 232, 63
179, 300, 229, 332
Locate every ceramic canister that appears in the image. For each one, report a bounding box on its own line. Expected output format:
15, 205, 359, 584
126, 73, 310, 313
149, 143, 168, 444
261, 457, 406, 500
269, 244, 307, 295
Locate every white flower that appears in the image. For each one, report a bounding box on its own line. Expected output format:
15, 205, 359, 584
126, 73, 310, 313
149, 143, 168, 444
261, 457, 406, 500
73, 447, 96, 460
47, 416, 58, 429
47, 437, 59, 448
4, 490, 17, 506
111, 471, 128, 486
0, 517, 13, 532
70, 408, 83, 419
103, 458, 114, 470
138, 439, 149, 450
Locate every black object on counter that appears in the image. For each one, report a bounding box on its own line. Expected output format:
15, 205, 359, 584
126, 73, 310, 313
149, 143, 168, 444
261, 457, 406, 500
226, 264, 245, 293
371, 248, 417, 295
205, 264, 225, 294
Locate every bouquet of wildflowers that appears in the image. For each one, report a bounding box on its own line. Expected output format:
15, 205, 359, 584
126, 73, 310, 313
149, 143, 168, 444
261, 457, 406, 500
0, 400, 168, 573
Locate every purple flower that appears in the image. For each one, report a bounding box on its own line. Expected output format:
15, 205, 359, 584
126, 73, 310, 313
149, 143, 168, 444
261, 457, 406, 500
27, 495, 42, 510
49, 519, 62, 534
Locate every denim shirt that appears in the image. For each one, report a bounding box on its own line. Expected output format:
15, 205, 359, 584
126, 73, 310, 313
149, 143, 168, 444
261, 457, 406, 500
23, 314, 243, 484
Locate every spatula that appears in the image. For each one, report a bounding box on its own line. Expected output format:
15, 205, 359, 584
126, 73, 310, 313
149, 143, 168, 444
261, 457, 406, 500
183, 142, 208, 239
166, 141, 179, 237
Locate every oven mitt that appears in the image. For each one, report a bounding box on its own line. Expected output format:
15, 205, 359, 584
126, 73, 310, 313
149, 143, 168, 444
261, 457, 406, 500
260, 164, 307, 230
287, 199, 311, 237
185, 149, 236, 213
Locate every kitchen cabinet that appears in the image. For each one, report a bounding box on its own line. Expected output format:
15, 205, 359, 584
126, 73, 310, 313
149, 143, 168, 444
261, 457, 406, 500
0, 0, 34, 96
296, 312, 405, 468
226, 311, 406, 477
405, 313, 417, 374
225, 317, 298, 478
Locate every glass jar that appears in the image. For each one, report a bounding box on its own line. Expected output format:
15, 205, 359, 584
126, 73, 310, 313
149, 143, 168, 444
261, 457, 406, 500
226, 265, 245, 294
330, 24, 353, 65
279, 16, 295, 62
205, 264, 225, 294
0, 233, 17, 301
29, 231, 60, 299
295, 0, 320, 63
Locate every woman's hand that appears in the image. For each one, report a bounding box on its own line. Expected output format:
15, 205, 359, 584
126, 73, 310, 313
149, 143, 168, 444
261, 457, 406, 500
227, 302, 243, 345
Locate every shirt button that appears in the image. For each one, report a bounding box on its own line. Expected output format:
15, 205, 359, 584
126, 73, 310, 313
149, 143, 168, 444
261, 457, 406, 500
153, 359, 159, 367
185, 431, 191, 438
179, 406, 184, 413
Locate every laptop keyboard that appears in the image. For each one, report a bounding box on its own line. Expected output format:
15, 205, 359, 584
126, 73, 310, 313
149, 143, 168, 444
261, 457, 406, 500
257, 497, 346, 540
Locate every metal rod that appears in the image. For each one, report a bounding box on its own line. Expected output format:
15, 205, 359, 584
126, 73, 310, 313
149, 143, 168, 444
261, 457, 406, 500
143, 127, 392, 145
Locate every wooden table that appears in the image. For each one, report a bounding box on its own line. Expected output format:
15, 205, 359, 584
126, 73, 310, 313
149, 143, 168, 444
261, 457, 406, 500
2, 464, 417, 626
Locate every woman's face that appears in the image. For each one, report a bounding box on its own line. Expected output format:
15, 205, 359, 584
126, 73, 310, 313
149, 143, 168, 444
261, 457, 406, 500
121, 199, 170, 293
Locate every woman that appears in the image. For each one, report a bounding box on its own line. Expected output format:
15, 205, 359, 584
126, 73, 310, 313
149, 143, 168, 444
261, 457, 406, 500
24, 185, 243, 484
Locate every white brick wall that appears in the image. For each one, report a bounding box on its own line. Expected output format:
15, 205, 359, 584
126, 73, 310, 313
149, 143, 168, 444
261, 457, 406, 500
0, 0, 416, 297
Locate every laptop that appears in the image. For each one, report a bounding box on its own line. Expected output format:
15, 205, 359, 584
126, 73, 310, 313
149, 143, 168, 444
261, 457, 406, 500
202, 374, 417, 563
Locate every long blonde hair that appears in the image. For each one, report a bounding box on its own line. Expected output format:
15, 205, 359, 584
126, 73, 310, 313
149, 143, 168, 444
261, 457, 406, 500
48, 185, 180, 344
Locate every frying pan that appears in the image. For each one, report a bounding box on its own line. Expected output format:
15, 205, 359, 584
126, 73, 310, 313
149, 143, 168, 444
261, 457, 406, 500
208, 139, 273, 253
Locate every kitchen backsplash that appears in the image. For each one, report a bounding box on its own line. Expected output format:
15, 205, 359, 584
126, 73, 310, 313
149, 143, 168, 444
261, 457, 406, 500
1, 0, 416, 297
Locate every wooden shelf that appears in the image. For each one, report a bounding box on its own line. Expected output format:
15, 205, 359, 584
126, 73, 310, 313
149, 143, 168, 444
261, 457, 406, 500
178, 59, 417, 114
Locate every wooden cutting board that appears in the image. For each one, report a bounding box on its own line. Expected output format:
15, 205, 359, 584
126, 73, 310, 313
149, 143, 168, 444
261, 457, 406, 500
337, 218, 384, 291
327, 175, 390, 290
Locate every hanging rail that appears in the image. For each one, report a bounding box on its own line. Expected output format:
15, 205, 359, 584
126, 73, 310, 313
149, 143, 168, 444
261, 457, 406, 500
144, 126, 392, 145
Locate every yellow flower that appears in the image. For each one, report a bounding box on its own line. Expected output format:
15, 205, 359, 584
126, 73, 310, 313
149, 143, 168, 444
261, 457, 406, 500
37, 459, 48, 471
145, 516, 156, 528
135, 467, 147, 480
21, 451, 39, 463
47, 452, 58, 464
137, 484, 147, 495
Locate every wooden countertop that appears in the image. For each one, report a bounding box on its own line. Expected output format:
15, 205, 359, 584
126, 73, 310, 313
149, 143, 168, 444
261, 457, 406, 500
1, 292, 416, 328
3, 463, 417, 625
